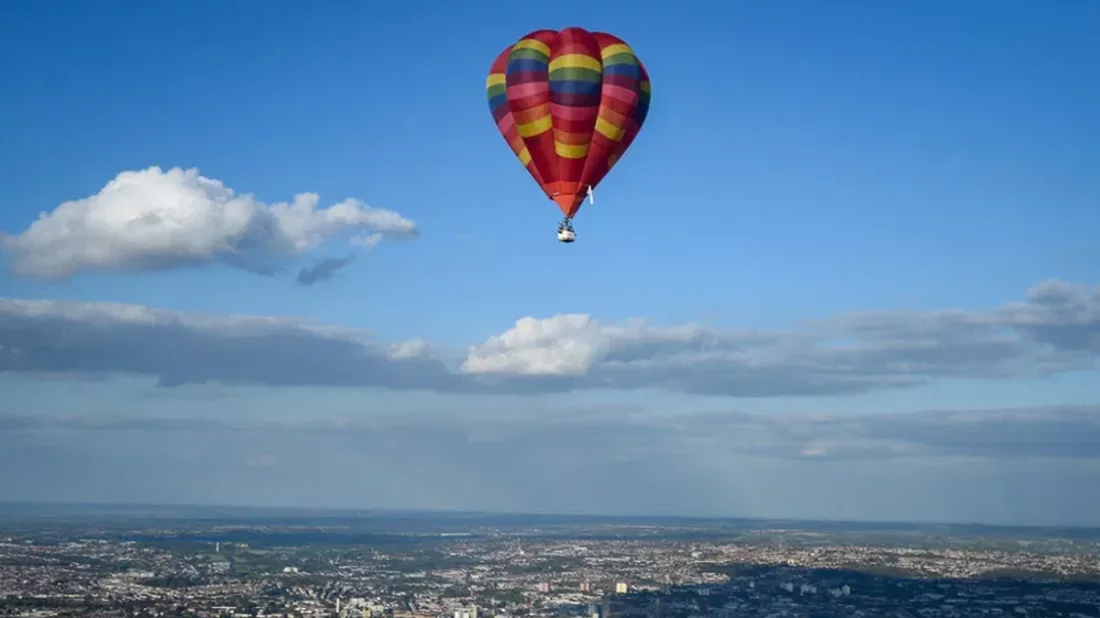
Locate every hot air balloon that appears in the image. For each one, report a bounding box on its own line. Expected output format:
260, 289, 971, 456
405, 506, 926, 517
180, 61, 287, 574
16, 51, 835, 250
486, 27, 651, 243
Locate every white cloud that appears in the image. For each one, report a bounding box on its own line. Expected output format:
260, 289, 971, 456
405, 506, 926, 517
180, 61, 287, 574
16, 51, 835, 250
461, 315, 609, 376
458, 280, 1100, 395
0, 279, 1098, 396
0, 166, 418, 279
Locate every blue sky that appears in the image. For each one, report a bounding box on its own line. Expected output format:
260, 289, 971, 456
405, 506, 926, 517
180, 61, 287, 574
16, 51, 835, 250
1, 0, 1099, 526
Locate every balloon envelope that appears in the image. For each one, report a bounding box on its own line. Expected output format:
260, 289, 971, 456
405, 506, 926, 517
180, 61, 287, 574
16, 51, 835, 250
486, 27, 651, 219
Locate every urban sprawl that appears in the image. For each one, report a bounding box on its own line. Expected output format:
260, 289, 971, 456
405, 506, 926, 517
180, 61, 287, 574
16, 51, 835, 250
1, 515, 1099, 618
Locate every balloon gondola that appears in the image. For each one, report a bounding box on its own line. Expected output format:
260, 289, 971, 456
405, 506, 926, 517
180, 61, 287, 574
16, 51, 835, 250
486, 27, 651, 243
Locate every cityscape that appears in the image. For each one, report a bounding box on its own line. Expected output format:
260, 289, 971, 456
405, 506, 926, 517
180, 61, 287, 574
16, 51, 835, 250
1, 505, 1098, 618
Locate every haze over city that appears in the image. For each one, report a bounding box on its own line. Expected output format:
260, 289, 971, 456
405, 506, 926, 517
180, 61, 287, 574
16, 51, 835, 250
2, 0, 1099, 528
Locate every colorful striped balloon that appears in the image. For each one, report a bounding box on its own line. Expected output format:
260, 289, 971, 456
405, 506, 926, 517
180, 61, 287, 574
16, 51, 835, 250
486, 27, 651, 219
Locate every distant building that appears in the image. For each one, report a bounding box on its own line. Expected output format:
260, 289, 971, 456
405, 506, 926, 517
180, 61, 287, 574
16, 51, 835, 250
537, 582, 550, 593
615, 582, 628, 594
454, 606, 478, 618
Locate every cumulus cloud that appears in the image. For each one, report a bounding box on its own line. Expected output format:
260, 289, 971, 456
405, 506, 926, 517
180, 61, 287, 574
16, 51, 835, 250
0, 167, 418, 279
0, 279, 1098, 395
296, 255, 355, 286
459, 280, 1099, 395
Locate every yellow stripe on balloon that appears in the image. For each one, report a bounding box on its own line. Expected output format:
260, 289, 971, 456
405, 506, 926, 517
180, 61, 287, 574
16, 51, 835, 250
594, 117, 625, 142
601, 43, 633, 59
554, 142, 589, 158
514, 38, 551, 57
486, 73, 506, 87
549, 53, 603, 73
506, 136, 533, 166
517, 115, 552, 137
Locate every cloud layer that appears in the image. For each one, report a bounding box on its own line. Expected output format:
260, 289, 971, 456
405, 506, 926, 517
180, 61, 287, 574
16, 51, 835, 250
5, 403, 1097, 463
0, 167, 418, 279
0, 279, 1097, 396
2, 401, 1098, 523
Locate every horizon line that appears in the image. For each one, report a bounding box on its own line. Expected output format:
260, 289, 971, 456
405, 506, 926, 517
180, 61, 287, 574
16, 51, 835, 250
0, 499, 1096, 532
